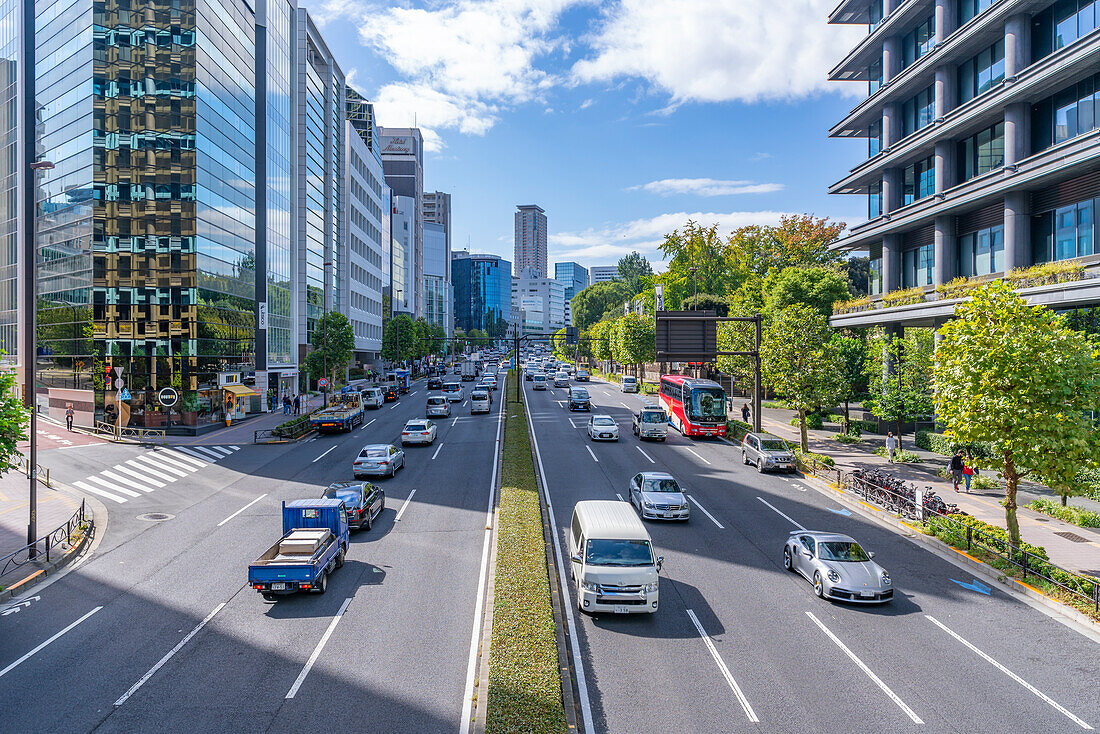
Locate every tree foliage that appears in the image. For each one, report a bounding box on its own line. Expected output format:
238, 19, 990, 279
761, 304, 842, 451
0, 358, 27, 474
763, 265, 850, 319
588, 320, 614, 362
305, 311, 355, 387
680, 293, 731, 317
728, 215, 846, 281
659, 221, 735, 299
844, 256, 870, 298
617, 251, 654, 297
865, 327, 934, 449
934, 281, 1100, 544
571, 281, 632, 331
381, 314, 417, 362
611, 314, 655, 375
831, 333, 867, 435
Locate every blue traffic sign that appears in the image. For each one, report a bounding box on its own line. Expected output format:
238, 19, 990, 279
318, 377, 329, 387
118, 387, 132, 401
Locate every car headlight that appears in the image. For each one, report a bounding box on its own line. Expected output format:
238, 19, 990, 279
581, 580, 599, 592
643, 582, 659, 592
643, 501, 654, 508
881, 571, 891, 585
827, 570, 841, 583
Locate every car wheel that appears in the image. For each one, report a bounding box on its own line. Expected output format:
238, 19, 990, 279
365, 511, 373, 531
757, 458, 765, 473
813, 572, 825, 599
783, 547, 794, 571
741, 451, 748, 465
262, 593, 276, 602
315, 572, 327, 595
335, 549, 345, 569
389, 463, 396, 478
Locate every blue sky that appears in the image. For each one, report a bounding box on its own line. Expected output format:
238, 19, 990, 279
309, 0, 868, 271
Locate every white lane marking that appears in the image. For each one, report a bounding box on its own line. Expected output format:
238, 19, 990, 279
756, 496, 805, 530
206, 446, 232, 457
615, 493, 624, 501
462, 400, 467, 407
684, 447, 711, 465
389, 402, 399, 409
217, 494, 268, 527
452, 416, 460, 426
171, 447, 212, 464
686, 609, 759, 722
431, 442, 444, 460
229, 445, 241, 451
85, 476, 142, 498
686, 495, 724, 529
395, 490, 417, 522
161, 448, 208, 468
636, 446, 655, 464
126, 459, 175, 483
460, 380, 507, 734
133, 455, 187, 478
0, 606, 102, 680
100, 471, 154, 494
150, 452, 198, 473
586, 446, 599, 463
312, 446, 337, 463
285, 597, 353, 699
191, 446, 223, 460
523, 379, 593, 733
925, 615, 1092, 729
363, 418, 376, 430
806, 612, 923, 724
620, 401, 630, 408
115, 603, 226, 706
112, 464, 166, 488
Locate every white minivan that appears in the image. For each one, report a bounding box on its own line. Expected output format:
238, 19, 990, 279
361, 387, 383, 409
568, 500, 662, 614
470, 389, 491, 414
533, 373, 548, 390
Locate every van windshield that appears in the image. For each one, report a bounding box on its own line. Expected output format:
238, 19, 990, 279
640, 410, 665, 423
585, 539, 653, 567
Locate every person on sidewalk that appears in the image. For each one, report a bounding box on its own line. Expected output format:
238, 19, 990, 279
962, 459, 975, 493
741, 403, 750, 423
293, 394, 301, 415
949, 450, 965, 492
885, 431, 897, 462
65, 405, 74, 431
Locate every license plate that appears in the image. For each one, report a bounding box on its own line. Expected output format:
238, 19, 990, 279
271, 582, 286, 591
664, 512, 674, 518
613, 605, 630, 614
860, 590, 875, 598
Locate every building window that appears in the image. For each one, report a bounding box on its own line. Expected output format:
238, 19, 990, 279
868, 120, 882, 157
869, 256, 884, 296
1031, 72, 1099, 152
957, 40, 1005, 104
902, 15, 936, 68
1034, 0, 1099, 60
957, 121, 1005, 181
1033, 198, 1097, 262
958, 0, 997, 26
957, 224, 1005, 276
868, 59, 883, 95
902, 85, 935, 136
869, 0, 884, 31
868, 181, 883, 218
902, 155, 935, 206
902, 244, 935, 287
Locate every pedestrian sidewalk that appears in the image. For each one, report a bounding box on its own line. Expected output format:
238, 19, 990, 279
0, 472, 84, 592
756, 406, 1100, 578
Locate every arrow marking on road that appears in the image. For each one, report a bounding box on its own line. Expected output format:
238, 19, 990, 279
827, 507, 852, 516
950, 578, 991, 595
0, 595, 40, 616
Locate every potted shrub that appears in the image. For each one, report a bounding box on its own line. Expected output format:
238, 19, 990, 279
181, 391, 200, 426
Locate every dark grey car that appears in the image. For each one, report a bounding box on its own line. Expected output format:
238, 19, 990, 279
741, 432, 796, 473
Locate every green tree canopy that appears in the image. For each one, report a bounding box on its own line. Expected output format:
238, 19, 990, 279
617, 251, 654, 297
831, 333, 867, 435
571, 281, 632, 331
843, 257, 870, 298
763, 265, 851, 319
680, 293, 731, 317
588, 319, 615, 362
305, 311, 355, 388
610, 313, 655, 375
729, 215, 846, 281
381, 314, 417, 362
761, 304, 843, 451
935, 281, 1100, 544
659, 221, 736, 298
0, 359, 27, 474
865, 327, 934, 449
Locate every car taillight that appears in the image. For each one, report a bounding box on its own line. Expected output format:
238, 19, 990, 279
301, 583, 311, 590
253, 584, 264, 589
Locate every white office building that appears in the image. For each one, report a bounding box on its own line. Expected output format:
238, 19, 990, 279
590, 265, 619, 283
511, 277, 565, 336
344, 119, 387, 365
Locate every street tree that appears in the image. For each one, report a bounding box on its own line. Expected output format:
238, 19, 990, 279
617, 251, 654, 297
935, 281, 1100, 544
680, 293, 731, 316
611, 313, 655, 378
728, 215, 846, 281
305, 311, 355, 390
552, 328, 571, 360
659, 220, 735, 298
588, 319, 614, 362
571, 281, 632, 331
830, 333, 867, 435
865, 327, 934, 449
763, 265, 850, 319
761, 304, 842, 452
381, 314, 417, 362
0, 358, 27, 475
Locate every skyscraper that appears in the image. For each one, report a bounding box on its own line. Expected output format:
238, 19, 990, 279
514, 204, 547, 278
452, 253, 512, 335
423, 191, 452, 335
379, 127, 424, 318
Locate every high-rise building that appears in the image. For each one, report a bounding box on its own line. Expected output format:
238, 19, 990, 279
827, 0, 1100, 337
590, 266, 619, 283
344, 118, 387, 366
379, 127, 424, 317
511, 277, 566, 336
514, 204, 548, 278
390, 195, 417, 316
423, 191, 452, 335
345, 86, 380, 154
555, 262, 589, 301
452, 252, 512, 335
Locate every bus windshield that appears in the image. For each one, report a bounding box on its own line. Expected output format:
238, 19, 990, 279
688, 387, 726, 421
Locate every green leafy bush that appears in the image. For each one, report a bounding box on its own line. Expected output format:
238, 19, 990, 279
1027, 498, 1100, 528
971, 474, 1000, 491
873, 446, 920, 462
726, 419, 752, 441
915, 430, 993, 459
1071, 468, 1100, 502
795, 449, 835, 467
834, 433, 862, 444
789, 412, 824, 429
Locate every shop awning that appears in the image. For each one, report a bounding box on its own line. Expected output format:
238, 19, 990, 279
223, 384, 257, 397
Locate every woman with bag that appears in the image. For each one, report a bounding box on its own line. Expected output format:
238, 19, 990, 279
962, 461, 974, 493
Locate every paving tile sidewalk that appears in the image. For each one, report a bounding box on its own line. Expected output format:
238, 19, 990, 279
754, 406, 1100, 578
0, 472, 84, 591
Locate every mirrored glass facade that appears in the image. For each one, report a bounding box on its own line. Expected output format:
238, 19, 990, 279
264, 0, 293, 367
453, 254, 512, 333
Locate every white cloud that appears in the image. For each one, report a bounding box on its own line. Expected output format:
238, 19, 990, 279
572, 0, 863, 103
372, 82, 498, 151
628, 178, 784, 197
750, 151, 772, 161
579, 98, 595, 109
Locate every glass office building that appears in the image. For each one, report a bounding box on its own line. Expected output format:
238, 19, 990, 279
554, 261, 589, 302
452, 253, 512, 334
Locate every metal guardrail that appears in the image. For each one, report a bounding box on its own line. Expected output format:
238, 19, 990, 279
14, 456, 50, 488
0, 500, 89, 579
254, 410, 317, 443
94, 421, 166, 443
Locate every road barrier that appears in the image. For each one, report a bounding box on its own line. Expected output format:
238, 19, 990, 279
94, 422, 166, 443
14, 456, 50, 488
0, 500, 90, 579
253, 410, 317, 443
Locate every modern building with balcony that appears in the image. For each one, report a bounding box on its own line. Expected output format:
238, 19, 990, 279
828, 0, 1100, 333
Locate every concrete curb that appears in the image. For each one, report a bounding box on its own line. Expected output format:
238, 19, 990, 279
797, 470, 1100, 644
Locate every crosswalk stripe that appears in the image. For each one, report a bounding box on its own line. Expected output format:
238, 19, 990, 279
161, 448, 207, 468
113, 464, 167, 487
75, 480, 127, 503
150, 452, 198, 473
206, 446, 232, 457
85, 475, 142, 498
133, 455, 188, 477
126, 459, 177, 482
173, 447, 213, 464
100, 470, 155, 493
192, 446, 223, 460
229, 445, 240, 451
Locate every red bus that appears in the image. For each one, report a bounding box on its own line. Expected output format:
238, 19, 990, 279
658, 375, 728, 437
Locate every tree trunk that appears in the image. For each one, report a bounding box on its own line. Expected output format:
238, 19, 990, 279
799, 408, 808, 453
896, 419, 903, 450
1061, 493, 1068, 507
1003, 450, 1021, 546
843, 400, 851, 436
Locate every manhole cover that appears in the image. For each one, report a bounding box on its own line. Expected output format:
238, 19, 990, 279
1054, 531, 1089, 543
137, 512, 174, 522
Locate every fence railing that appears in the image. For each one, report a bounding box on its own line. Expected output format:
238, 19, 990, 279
94, 422, 166, 443
13, 455, 51, 488
254, 410, 317, 443
0, 500, 90, 580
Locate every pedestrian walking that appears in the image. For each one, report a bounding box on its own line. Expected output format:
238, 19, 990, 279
949, 450, 965, 492
741, 403, 750, 423
962, 460, 974, 493
282, 395, 290, 415
293, 394, 301, 415
885, 431, 897, 462
65, 405, 74, 431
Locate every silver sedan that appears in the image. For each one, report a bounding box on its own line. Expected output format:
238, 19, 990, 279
783, 531, 893, 603
353, 443, 405, 478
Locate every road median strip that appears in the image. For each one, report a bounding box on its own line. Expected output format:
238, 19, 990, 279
485, 372, 569, 734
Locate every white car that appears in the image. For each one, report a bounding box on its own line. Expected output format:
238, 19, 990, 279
620, 376, 638, 393
442, 382, 463, 402
361, 387, 383, 408
553, 372, 569, 388
587, 414, 619, 441
401, 419, 438, 445
484, 375, 498, 391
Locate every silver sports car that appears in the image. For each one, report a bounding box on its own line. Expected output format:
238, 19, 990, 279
783, 530, 893, 603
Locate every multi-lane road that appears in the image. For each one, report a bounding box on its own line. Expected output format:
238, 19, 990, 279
2, 370, 1098, 734
524, 376, 1100, 734
0, 379, 502, 733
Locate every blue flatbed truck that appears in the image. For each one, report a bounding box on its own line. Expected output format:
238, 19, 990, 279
249, 499, 349, 599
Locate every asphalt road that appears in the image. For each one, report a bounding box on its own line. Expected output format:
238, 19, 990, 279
523, 376, 1100, 734
0, 378, 503, 733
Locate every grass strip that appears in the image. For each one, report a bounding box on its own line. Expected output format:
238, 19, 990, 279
486, 371, 568, 734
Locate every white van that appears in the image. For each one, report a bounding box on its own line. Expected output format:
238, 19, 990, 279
568, 500, 662, 614
470, 389, 491, 414
632, 403, 668, 441
533, 373, 548, 390
361, 387, 383, 409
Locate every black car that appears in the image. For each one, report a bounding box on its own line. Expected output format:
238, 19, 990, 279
322, 481, 386, 531
568, 388, 591, 411
383, 386, 399, 402
427, 377, 443, 390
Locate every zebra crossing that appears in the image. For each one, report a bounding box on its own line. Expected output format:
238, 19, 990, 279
73, 445, 240, 504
